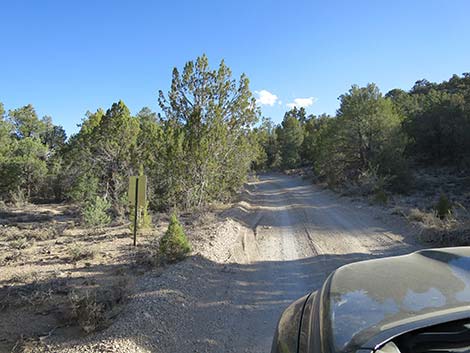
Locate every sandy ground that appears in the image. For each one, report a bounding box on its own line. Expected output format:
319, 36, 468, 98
34, 174, 421, 353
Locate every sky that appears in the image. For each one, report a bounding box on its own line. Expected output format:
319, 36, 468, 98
1, 0, 470, 135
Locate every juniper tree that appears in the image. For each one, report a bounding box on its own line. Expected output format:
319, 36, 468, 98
158, 54, 259, 208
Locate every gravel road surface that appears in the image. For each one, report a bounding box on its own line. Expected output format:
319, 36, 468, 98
49, 174, 419, 353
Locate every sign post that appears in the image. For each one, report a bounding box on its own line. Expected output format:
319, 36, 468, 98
128, 175, 147, 246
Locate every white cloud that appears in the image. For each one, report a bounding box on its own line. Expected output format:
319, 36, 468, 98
286, 97, 316, 109
255, 90, 278, 106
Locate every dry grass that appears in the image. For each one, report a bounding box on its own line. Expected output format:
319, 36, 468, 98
405, 207, 470, 245
407, 208, 438, 224
9, 237, 31, 250
1, 225, 66, 243
68, 290, 105, 333
67, 278, 130, 333
192, 211, 217, 228
66, 243, 97, 262
9, 271, 40, 284
0, 249, 22, 265
0, 203, 187, 350
133, 237, 162, 267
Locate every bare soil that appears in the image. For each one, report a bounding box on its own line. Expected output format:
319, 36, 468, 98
22, 174, 422, 353
0, 204, 177, 352
0, 201, 251, 353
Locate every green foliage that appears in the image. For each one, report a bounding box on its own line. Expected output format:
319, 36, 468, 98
82, 196, 111, 228
67, 174, 100, 203
59, 57, 260, 213
278, 109, 304, 169
0, 137, 49, 200
372, 189, 388, 205
386, 73, 470, 166
159, 213, 191, 262
2, 67, 469, 223
403, 89, 469, 164
435, 193, 452, 219
336, 84, 402, 172
305, 84, 410, 191
312, 117, 345, 187
41, 119, 67, 150
157, 54, 259, 208
65, 102, 140, 217
0, 111, 13, 162
250, 117, 272, 171
8, 104, 45, 139
0, 103, 66, 203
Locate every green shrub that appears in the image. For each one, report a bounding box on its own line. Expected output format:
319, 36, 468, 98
159, 213, 191, 262
67, 243, 96, 262
372, 189, 388, 205
68, 174, 100, 203
82, 196, 111, 227
435, 193, 452, 219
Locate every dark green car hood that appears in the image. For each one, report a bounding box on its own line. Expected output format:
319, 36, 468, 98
326, 247, 470, 352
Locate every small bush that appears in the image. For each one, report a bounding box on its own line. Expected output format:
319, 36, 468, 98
354, 165, 389, 196
67, 243, 96, 262
67, 280, 129, 334
435, 193, 452, 219
68, 291, 104, 333
407, 208, 427, 223
372, 189, 388, 205
9, 271, 40, 284
407, 208, 442, 226
9, 237, 31, 250
159, 213, 191, 262
67, 174, 100, 203
82, 196, 111, 228
10, 187, 28, 207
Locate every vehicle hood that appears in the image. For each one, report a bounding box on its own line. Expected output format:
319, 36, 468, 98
324, 247, 470, 352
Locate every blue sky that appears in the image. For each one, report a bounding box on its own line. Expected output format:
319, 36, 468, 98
1, 0, 469, 135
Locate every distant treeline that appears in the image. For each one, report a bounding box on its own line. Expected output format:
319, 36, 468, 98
255, 73, 470, 193
0, 55, 260, 216
1, 56, 469, 215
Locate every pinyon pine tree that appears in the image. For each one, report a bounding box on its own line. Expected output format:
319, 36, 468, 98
159, 213, 191, 262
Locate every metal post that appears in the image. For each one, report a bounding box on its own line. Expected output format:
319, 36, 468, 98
133, 177, 139, 246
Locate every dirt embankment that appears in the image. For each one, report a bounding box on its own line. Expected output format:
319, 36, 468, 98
23, 173, 421, 353
0, 203, 245, 353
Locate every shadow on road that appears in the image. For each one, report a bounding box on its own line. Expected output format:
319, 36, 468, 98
14, 247, 418, 353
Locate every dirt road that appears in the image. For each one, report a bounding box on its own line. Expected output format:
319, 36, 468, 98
51, 174, 419, 353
